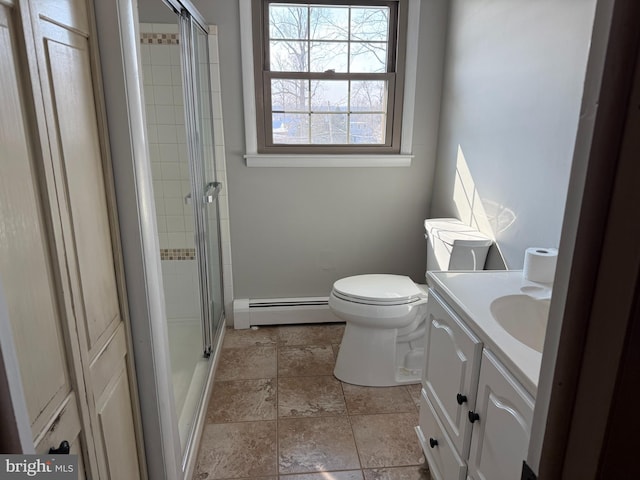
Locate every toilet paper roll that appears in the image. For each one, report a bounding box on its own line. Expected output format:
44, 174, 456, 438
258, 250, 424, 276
523, 247, 558, 283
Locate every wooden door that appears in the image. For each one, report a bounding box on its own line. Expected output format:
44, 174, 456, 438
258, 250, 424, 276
0, 2, 90, 476
0, 0, 144, 478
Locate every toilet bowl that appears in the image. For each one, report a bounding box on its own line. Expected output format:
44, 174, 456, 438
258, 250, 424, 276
330, 274, 429, 386
331, 218, 492, 386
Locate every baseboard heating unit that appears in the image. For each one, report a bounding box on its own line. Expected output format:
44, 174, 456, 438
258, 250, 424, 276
233, 297, 341, 329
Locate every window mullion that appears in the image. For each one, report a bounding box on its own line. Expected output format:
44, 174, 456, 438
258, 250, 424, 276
307, 79, 311, 143
307, 4, 311, 143
346, 6, 351, 143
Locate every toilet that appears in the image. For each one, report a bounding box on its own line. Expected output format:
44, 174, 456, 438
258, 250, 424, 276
330, 218, 492, 386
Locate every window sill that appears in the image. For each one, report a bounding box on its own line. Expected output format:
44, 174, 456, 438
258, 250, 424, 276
244, 154, 413, 168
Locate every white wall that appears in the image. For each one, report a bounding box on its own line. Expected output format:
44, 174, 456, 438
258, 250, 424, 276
190, 0, 449, 299
430, 0, 597, 269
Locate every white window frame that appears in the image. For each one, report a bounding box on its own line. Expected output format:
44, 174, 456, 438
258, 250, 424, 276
240, 0, 420, 167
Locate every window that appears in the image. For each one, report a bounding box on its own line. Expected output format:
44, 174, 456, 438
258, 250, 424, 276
252, 0, 407, 154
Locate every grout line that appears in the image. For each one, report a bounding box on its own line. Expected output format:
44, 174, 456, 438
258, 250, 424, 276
341, 377, 364, 472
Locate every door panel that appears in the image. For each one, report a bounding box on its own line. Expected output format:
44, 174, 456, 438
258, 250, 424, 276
34, 394, 87, 479
0, 0, 77, 443
34, 395, 81, 455
192, 24, 224, 337
90, 326, 128, 401
0, 1, 88, 474
43, 23, 121, 352
183, 14, 225, 350
424, 293, 482, 457
467, 350, 534, 480
92, 324, 140, 478
97, 366, 140, 480
32, 0, 89, 34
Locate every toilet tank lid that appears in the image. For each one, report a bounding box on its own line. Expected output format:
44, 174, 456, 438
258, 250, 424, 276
424, 218, 493, 247
333, 274, 422, 302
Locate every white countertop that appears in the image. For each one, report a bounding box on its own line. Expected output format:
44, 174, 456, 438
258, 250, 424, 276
427, 270, 549, 397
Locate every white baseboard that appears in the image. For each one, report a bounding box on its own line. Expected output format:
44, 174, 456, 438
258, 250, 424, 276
233, 297, 341, 329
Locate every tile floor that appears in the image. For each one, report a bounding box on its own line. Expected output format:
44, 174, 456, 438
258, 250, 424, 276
193, 323, 431, 480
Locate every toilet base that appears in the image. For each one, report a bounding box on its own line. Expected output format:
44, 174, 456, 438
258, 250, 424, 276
334, 322, 424, 387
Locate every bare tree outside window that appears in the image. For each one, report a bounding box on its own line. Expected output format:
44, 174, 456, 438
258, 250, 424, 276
253, 0, 406, 153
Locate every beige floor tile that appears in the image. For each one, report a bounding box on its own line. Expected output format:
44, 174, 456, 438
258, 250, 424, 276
278, 324, 345, 346
405, 384, 422, 410
194, 421, 277, 479
281, 471, 364, 480
350, 413, 424, 468
278, 416, 361, 474
278, 345, 336, 377
203, 325, 430, 480
216, 345, 277, 380
343, 384, 416, 415
278, 376, 346, 418
363, 466, 431, 480
222, 326, 278, 349
206, 378, 276, 423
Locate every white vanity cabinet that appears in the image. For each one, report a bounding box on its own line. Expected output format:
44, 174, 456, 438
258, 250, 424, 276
417, 289, 535, 480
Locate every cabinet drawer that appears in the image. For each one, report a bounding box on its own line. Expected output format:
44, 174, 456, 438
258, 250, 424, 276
417, 389, 467, 480
424, 290, 482, 457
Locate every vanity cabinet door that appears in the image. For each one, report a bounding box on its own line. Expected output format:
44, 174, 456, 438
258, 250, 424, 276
424, 290, 483, 458
467, 350, 534, 480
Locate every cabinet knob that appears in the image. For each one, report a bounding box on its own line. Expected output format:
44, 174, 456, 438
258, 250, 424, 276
429, 437, 438, 448
468, 411, 480, 423
456, 393, 468, 405
49, 440, 70, 455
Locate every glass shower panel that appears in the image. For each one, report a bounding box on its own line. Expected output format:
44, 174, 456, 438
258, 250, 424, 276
191, 22, 224, 338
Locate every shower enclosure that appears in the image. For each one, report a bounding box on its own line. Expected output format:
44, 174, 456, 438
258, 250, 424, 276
140, 0, 225, 471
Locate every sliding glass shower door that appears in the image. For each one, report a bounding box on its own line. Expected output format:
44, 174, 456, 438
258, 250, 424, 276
157, 0, 224, 463
187, 18, 225, 350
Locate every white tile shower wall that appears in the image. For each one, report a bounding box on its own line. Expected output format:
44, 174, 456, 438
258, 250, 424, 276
161, 260, 201, 320
140, 23, 194, 251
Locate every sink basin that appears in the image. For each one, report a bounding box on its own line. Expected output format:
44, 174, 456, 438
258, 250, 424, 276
489, 294, 550, 352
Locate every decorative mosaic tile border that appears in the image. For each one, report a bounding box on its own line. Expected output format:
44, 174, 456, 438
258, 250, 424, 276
141, 33, 179, 45
160, 248, 196, 260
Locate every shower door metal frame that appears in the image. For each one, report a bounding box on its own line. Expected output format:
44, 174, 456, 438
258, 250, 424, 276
164, 0, 208, 33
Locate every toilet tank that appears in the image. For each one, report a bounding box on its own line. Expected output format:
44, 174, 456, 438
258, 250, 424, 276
424, 218, 493, 271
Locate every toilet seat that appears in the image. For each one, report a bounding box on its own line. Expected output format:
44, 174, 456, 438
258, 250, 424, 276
332, 274, 424, 306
